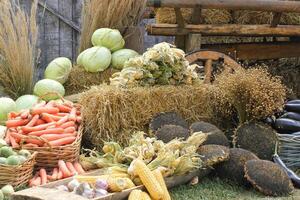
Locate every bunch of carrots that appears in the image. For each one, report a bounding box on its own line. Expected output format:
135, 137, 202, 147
5, 100, 81, 148
29, 160, 85, 187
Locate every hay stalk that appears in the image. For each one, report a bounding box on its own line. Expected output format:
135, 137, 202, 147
0, 0, 38, 99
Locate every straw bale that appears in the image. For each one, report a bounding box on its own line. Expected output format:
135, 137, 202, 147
79, 84, 213, 147
64, 66, 119, 95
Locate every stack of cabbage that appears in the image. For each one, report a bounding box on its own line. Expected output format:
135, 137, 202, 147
77, 28, 139, 72
110, 42, 200, 88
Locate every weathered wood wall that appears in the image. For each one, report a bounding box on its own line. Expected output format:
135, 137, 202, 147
20, 0, 82, 77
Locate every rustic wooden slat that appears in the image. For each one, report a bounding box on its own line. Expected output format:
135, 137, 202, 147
146, 24, 300, 37
43, 0, 60, 66
202, 41, 300, 60
37, 1, 80, 32
59, 0, 73, 60
147, 0, 300, 13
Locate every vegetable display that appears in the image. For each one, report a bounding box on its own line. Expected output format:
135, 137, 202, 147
110, 42, 200, 88
4, 99, 81, 148
44, 57, 73, 84
29, 160, 85, 187
33, 79, 65, 101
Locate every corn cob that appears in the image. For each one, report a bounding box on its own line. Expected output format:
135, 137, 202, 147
128, 190, 143, 200
141, 192, 152, 200
153, 169, 171, 200
132, 159, 164, 200
107, 177, 135, 192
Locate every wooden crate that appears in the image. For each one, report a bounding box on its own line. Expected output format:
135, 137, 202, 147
11, 168, 210, 200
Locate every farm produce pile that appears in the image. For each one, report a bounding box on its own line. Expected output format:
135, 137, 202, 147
4, 100, 81, 148
110, 42, 201, 88
80, 131, 207, 177
0, 144, 32, 166
77, 28, 139, 73
29, 160, 85, 187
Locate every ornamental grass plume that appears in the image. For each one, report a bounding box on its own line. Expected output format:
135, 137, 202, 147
212, 67, 286, 124
0, 0, 38, 99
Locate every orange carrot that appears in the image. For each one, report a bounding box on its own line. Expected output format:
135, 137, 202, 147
56, 115, 69, 126
57, 104, 72, 113
31, 107, 59, 115
30, 176, 41, 187
66, 162, 77, 176
73, 162, 85, 174
6, 119, 30, 128
35, 119, 46, 126
58, 160, 71, 178
23, 143, 39, 148
20, 110, 30, 119
26, 115, 39, 127
9, 132, 24, 143
56, 113, 69, 117
41, 113, 62, 121
22, 122, 56, 133
50, 168, 58, 181
48, 137, 76, 147
64, 127, 76, 133
9, 136, 19, 148
28, 128, 64, 137
57, 169, 63, 179
25, 138, 44, 146
59, 121, 75, 129
41, 134, 75, 141
69, 108, 77, 121
39, 168, 48, 185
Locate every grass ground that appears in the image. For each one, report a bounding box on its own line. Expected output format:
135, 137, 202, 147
170, 176, 300, 200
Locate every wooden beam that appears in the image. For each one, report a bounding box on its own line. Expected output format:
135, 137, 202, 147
147, 0, 300, 13
202, 41, 300, 60
146, 24, 300, 37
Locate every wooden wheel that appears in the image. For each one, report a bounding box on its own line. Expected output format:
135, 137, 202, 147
186, 50, 242, 83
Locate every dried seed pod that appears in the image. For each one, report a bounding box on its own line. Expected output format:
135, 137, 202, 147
215, 148, 259, 186
197, 145, 230, 167
244, 160, 294, 196
235, 122, 278, 160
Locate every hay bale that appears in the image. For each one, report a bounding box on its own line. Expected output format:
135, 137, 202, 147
245, 160, 294, 196
198, 145, 230, 167
155, 8, 231, 24
79, 84, 213, 147
190, 121, 230, 147
156, 125, 190, 143
235, 122, 278, 160
215, 148, 259, 186
64, 66, 118, 95
149, 112, 189, 133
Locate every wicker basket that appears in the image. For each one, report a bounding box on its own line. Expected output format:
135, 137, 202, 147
0, 152, 37, 188
18, 127, 83, 170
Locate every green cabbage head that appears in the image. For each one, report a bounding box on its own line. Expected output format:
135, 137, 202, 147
91, 28, 125, 52
44, 57, 72, 84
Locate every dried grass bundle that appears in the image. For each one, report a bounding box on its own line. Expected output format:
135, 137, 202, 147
0, 0, 38, 99
79, 0, 147, 52
212, 67, 286, 124
79, 84, 213, 147
64, 65, 119, 95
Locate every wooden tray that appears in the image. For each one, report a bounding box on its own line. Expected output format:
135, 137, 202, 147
11, 168, 210, 200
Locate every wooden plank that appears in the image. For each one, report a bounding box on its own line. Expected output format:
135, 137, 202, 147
72, 0, 82, 60
59, 0, 73, 60
147, 0, 300, 13
146, 24, 300, 37
201, 41, 300, 60
43, 0, 60, 67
